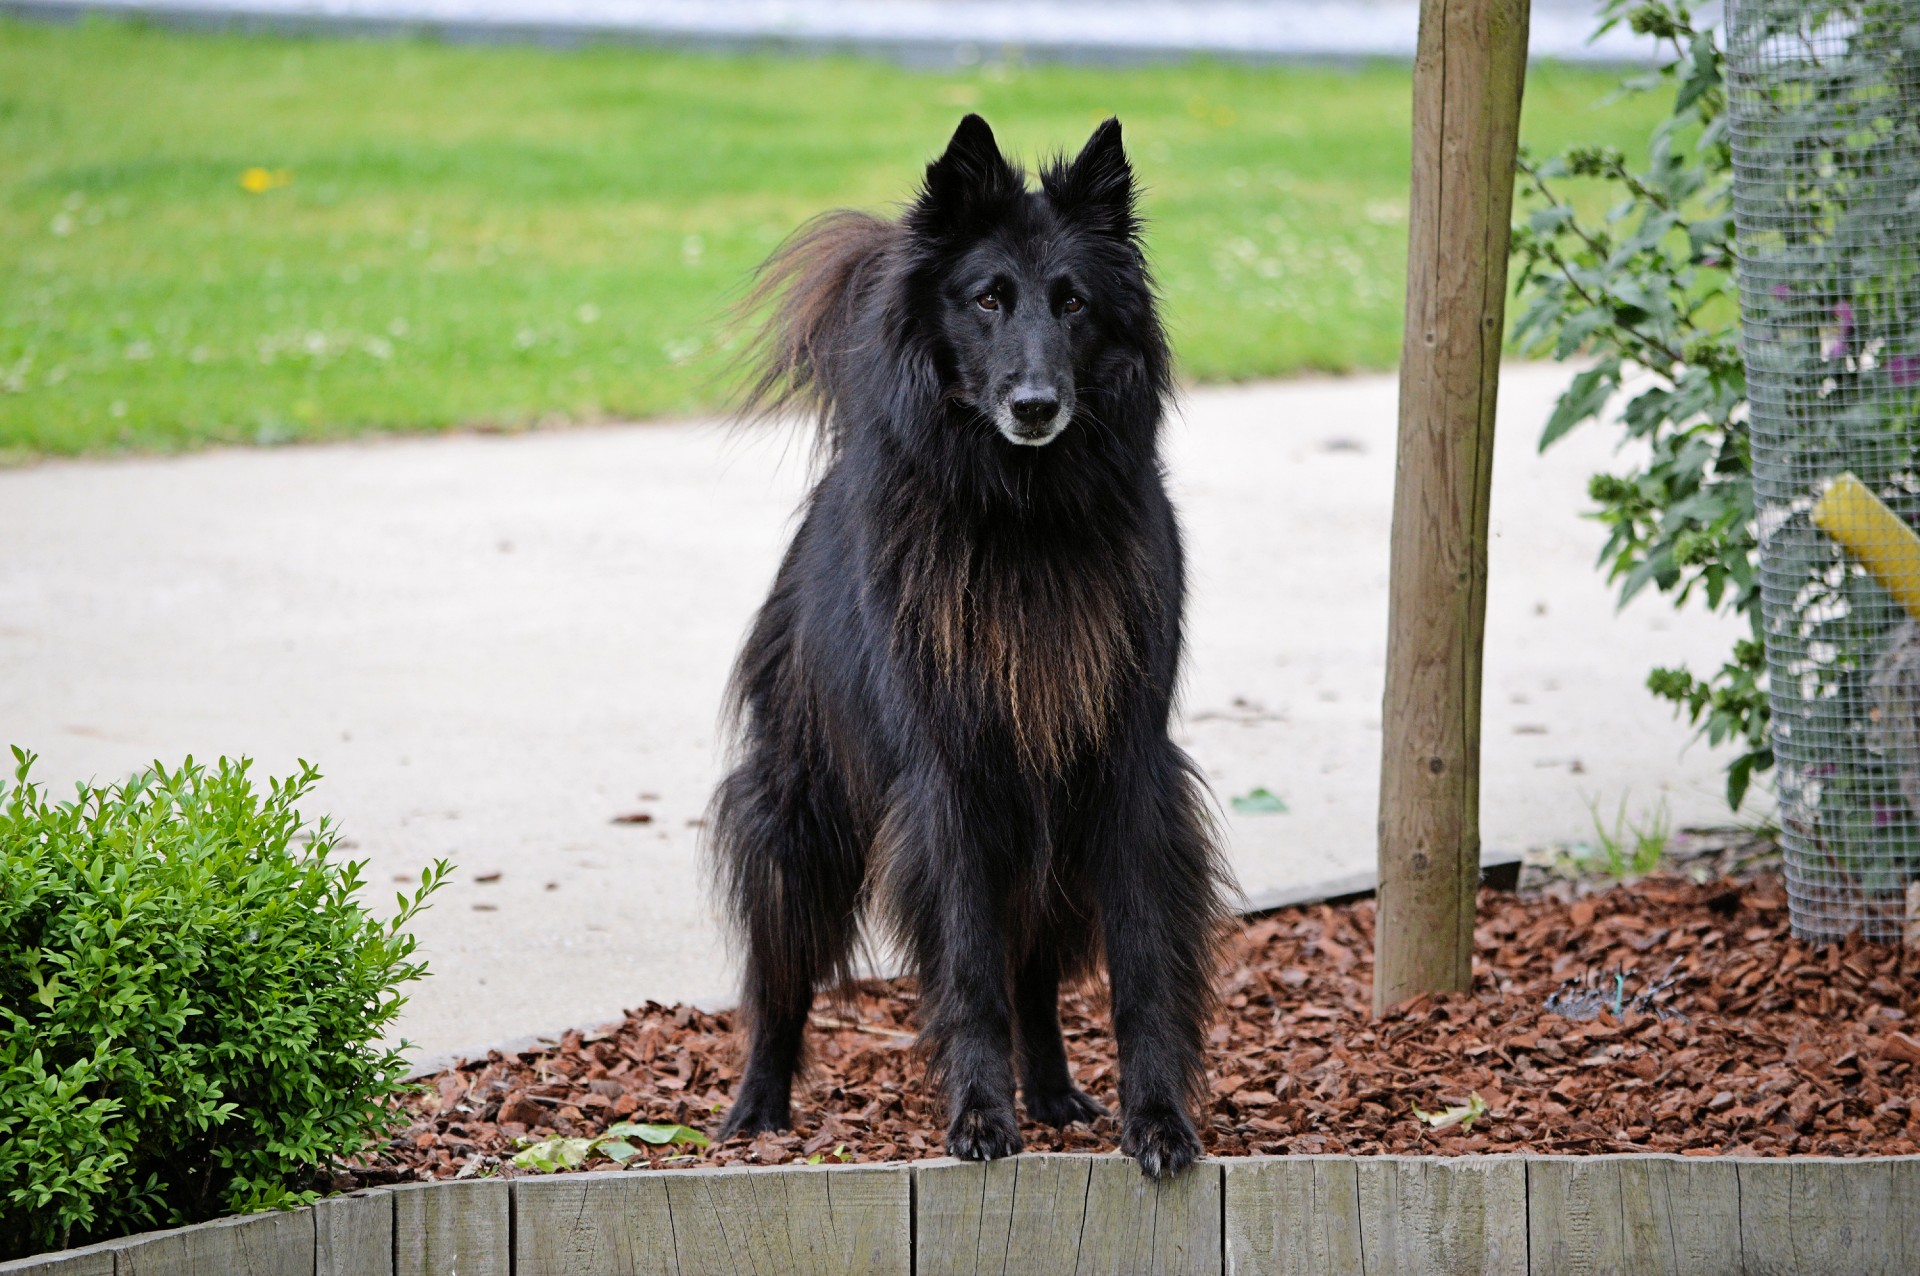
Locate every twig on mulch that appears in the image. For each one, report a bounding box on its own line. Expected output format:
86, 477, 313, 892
810, 1016, 916, 1040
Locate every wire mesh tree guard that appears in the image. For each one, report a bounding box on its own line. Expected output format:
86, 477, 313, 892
1729, 0, 1920, 940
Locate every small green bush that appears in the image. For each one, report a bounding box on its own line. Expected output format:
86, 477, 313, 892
0, 749, 447, 1258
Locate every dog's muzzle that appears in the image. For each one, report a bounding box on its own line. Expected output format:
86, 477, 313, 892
996, 393, 1071, 446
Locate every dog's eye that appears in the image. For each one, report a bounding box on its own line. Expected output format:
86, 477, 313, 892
975, 292, 1000, 312
1062, 296, 1085, 315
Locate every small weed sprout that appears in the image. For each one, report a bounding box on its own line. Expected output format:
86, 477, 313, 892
1572, 796, 1672, 880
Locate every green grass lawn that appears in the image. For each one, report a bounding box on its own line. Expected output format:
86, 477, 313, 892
0, 18, 1664, 457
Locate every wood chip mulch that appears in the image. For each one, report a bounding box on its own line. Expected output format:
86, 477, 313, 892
358, 873, 1920, 1184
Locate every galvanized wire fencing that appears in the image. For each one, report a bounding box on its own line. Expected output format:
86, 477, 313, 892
1729, 0, 1920, 939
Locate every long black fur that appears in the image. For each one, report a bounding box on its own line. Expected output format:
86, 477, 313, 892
709, 114, 1232, 1178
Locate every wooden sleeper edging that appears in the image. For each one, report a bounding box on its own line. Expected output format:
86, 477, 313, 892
6, 1153, 1920, 1275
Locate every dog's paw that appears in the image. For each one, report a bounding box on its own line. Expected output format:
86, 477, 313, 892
716, 1092, 791, 1141
1024, 1085, 1109, 1129
947, 1105, 1024, 1161
1120, 1106, 1202, 1180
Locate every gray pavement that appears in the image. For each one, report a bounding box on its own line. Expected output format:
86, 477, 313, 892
6, 0, 1675, 63
0, 364, 1757, 1069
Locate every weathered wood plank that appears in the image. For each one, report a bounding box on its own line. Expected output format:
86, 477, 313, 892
110, 1208, 314, 1276
514, 1172, 677, 1276
917, 1155, 1218, 1276
1222, 1156, 1363, 1276
1072, 1158, 1159, 1276
1738, 1159, 1815, 1275
657, 1166, 748, 1276
660, 1162, 910, 1276
1626, 1155, 1743, 1276
315, 1187, 394, 1276
392, 1179, 508, 1276
1527, 1155, 1622, 1276
0, 1243, 117, 1276
1893, 1156, 1920, 1271
1526, 1155, 1742, 1276
806, 1161, 912, 1275
914, 1160, 996, 1276
1737, 1157, 1911, 1276
1003, 1156, 1100, 1275
915, 1155, 1095, 1276
1353, 1156, 1525, 1276
1073, 1157, 1221, 1276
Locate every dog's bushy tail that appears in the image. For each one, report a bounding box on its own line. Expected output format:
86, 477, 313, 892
734, 210, 899, 453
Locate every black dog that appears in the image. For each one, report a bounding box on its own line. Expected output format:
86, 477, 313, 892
709, 114, 1229, 1178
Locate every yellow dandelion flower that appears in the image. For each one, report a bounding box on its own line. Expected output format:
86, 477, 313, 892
240, 167, 293, 194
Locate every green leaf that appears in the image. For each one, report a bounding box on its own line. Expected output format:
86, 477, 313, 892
1673, 30, 1720, 113
1726, 750, 1760, 811
604, 1122, 711, 1148
1539, 364, 1618, 451
511, 1137, 591, 1172
1551, 308, 1610, 361
26, 961, 62, 1010
1528, 205, 1575, 234
1229, 788, 1289, 815
1411, 1092, 1489, 1133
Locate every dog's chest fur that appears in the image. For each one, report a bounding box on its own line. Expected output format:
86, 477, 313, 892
889, 528, 1152, 774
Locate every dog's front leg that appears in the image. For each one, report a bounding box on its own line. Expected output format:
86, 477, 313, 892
1093, 747, 1222, 1179
903, 771, 1025, 1162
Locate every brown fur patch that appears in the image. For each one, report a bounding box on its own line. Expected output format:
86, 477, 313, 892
892, 536, 1151, 775
732, 209, 901, 454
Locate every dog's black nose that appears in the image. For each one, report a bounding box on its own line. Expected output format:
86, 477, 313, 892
1011, 396, 1060, 427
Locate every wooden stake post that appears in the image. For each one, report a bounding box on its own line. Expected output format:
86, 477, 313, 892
1373, 0, 1530, 1015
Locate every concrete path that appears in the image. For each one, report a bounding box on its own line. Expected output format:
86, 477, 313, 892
0, 364, 1754, 1067
7, 0, 1672, 64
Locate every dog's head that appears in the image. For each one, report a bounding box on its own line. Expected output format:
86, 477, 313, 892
904, 115, 1154, 450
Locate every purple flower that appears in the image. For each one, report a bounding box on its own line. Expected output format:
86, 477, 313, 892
1890, 353, 1920, 387
1771, 283, 1791, 299
1825, 301, 1856, 359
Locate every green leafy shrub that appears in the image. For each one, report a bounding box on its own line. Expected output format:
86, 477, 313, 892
0, 749, 446, 1258
1509, 0, 1768, 807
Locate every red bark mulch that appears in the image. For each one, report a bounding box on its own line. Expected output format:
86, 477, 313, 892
359, 872, 1920, 1184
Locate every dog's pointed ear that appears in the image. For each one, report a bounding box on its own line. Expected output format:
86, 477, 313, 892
928, 115, 1007, 194
910, 115, 1022, 238
1045, 117, 1138, 239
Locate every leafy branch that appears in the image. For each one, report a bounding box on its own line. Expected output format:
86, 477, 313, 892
1510, 0, 1767, 807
